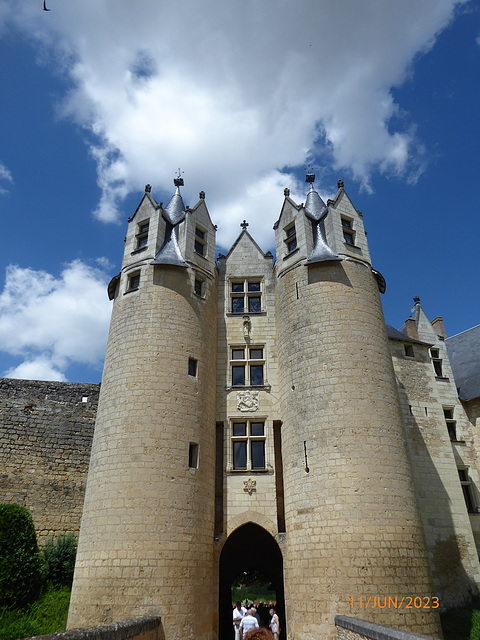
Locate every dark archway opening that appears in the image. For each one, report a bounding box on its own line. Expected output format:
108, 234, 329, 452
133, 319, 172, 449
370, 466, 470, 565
219, 523, 285, 640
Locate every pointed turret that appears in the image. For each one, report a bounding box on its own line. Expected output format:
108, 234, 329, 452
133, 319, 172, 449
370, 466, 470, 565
304, 181, 341, 264
153, 182, 187, 267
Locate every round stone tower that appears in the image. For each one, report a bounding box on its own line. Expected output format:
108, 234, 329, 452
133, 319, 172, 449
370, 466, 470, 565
67, 180, 218, 640
274, 179, 441, 639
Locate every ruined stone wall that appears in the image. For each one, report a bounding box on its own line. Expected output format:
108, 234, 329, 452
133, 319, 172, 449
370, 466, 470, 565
0, 378, 98, 542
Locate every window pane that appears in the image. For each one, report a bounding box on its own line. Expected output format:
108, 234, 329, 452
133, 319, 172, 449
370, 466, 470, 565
250, 422, 264, 436
343, 231, 354, 245
248, 282, 261, 292
195, 240, 205, 255
233, 441, 247, 469
251, 440, 265, 469
287, 238, 297, 253
194, 279, 203, 296
195, 227, 205, 239
249, 348, 263, 360
341, 218, 352, 228
232, 297, 244, 313
140, 223, 150, 233
232, 366, 245, 386
233, 423, 247, 436
250, 365, 263, 386
248, 296, 261, 313
286, 225, 296, 238
138, 235, 148, 248
232, 349, 245, 360
232, 282, 244, 292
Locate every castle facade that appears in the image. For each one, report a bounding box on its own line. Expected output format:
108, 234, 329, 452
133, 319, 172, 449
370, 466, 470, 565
2, 177, 479, 640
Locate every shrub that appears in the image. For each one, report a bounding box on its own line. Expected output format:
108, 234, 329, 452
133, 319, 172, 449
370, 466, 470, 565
0, 504, 46, 608
42, 533, 77, 587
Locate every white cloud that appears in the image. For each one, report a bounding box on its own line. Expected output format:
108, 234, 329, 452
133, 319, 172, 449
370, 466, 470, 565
0, 0, 469, 248
0, 261, 112, 381
4, 358, 67, 382
0, 161, 13, 194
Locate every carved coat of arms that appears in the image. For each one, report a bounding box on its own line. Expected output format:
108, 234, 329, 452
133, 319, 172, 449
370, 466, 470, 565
236, 390, 259, 412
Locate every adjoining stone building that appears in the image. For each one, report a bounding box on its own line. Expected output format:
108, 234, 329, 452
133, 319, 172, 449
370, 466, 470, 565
2, 176, 480, 640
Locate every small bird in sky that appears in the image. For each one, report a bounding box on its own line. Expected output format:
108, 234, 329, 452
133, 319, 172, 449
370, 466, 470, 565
43, 0, 51, 10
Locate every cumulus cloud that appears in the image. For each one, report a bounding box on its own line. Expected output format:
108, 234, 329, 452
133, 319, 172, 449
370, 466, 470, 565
0, 0, 469, 248
0, 261, 112, 381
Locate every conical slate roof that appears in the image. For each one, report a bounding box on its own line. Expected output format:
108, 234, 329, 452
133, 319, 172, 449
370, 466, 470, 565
304, 184, 328, 221
304, 184, 340, 264
163, 187, 186, 225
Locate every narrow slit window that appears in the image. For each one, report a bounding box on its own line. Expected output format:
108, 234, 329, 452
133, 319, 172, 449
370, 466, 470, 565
188, 358, 197, 377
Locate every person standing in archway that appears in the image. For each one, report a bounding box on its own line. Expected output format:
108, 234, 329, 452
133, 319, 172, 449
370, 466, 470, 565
240, 609, 259, 638
269, 608, 280, 640
233, 602, 247, 640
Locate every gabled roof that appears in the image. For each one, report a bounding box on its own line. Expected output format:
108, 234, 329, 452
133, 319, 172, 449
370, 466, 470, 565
222, 228, 270, 261
128, 191, 159, 223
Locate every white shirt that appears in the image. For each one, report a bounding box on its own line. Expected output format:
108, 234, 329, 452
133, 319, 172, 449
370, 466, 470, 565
233, 607, 246, 625
240, 614, 259, 634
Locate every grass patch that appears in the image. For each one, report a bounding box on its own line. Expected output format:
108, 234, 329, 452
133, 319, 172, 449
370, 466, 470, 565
441, 594, 480, 640
0, 584, 71, 640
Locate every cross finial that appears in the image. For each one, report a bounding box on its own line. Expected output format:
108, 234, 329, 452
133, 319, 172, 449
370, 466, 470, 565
240, 220, 249, 230
173, 168, 184, 187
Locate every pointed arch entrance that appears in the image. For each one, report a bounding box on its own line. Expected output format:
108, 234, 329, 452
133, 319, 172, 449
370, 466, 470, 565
219, 523, 285, 640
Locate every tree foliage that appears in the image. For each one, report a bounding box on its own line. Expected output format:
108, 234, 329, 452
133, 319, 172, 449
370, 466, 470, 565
0, 504, 46, 608
42, 533, 77, 586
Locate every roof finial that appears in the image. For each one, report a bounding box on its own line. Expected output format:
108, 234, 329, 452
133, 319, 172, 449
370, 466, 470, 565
145, 184, 152, 193
174, 168, 184, 187
337, 179, 344, 189
305, 165, 315, 184
414, 296, 421, 305
240, 220, 249, 230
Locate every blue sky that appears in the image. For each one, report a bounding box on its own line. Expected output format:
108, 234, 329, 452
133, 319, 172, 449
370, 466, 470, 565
0, 0, 479, 383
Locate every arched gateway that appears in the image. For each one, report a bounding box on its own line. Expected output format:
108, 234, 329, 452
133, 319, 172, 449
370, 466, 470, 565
219, 523, 285, 640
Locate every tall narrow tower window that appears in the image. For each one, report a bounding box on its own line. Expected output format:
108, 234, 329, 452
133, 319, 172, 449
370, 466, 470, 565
341, 217, 355, 245
136, 221, 149, 250
188, 443, 199, 469
188, 358, 197, 377
458, 468, 476, 512
443, 407, 457, 441
194, 226, 206, 256
284, 223, 297, 254
430, 348, 445, 378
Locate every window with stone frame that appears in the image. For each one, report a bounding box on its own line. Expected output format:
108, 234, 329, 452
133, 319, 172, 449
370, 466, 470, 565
194, 226, 207, 257
127, 271, 140, 292
230, 279, 262, 314
232, 420, 265, 470
231, 346, 265, 387
341, 217, 355, 246
458, 467, 476, 513
443, 406, 457, 441
430, 348, 445, 378
284, 223, 297, 254
135, 220, 149, 250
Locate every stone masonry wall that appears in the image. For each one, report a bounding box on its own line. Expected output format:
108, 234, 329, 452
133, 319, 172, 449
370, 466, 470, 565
0, 378, 98, 542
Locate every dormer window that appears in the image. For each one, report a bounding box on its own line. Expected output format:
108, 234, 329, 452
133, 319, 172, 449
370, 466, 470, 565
285, 223, 297, 254
136, 221, 149, 250
341, 217, 355, 245
195, 227, 206, 256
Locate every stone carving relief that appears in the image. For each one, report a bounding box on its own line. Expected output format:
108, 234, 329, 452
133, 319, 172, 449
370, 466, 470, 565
243, 478, 257, 495
237, 390, 259, 412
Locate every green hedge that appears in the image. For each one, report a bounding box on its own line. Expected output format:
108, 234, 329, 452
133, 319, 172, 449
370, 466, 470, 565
0, 505, 46, 608
42, 533, 77, 587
